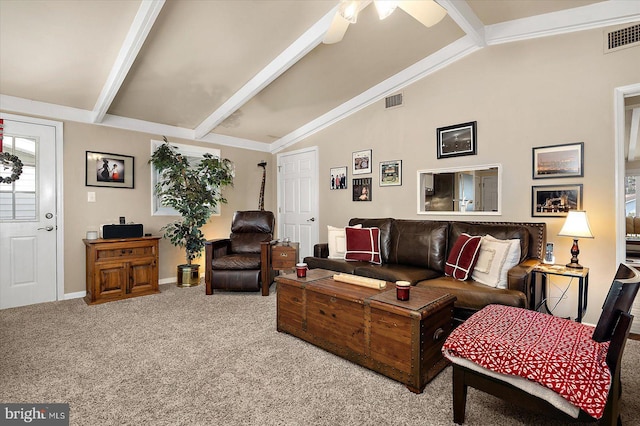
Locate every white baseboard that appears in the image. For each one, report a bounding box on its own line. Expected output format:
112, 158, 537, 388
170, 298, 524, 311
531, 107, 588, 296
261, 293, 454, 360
64, 291, 86, 300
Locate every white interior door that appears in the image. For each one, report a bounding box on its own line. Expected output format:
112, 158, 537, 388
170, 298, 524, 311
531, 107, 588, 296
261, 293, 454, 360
0, 119, 58, 309
277, 147, 319, 260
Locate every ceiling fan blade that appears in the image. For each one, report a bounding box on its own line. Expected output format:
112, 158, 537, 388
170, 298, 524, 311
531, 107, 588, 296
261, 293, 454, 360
398, 0, 447, 28
323, 12, 351, 44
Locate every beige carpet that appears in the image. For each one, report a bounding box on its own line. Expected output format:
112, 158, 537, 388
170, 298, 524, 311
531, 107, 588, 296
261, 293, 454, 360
1, 283, 639, 426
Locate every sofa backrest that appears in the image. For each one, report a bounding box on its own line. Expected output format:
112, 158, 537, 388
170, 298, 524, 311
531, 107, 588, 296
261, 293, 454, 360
449, 222, 546, 262
389, 220, 449, 272
348, 218, 394, 263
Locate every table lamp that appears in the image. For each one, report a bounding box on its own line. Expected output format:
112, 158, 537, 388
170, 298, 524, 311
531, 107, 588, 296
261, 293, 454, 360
558, 210, 594, 269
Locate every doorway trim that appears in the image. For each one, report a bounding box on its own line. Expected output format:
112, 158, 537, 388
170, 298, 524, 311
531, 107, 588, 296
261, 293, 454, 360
615, 83, 640, 266
1, 112, 65, 301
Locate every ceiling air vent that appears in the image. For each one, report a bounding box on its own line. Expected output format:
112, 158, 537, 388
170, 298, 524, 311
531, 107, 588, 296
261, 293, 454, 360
384, 92, 403, 109
604, 23, 640, 54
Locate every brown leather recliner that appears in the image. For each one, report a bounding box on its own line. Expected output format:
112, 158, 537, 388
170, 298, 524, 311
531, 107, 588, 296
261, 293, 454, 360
205, 210, 275, 296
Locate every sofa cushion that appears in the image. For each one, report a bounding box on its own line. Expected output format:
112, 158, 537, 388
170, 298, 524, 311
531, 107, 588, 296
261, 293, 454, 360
349, 218, 393, 263
445, 233, 482, 281
345, 226, 381, 264
389, 220, 449, 272
450, 222, 530, 263
303, 257, 362, 274
327, 224, 361, 259
353, 264, 441, 285
472, 235, 521, 288
417, 276, 527, 310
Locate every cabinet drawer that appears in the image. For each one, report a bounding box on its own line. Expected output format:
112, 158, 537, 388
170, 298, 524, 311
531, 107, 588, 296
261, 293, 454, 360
96, 245, 154, 260
272, 246, 297, 269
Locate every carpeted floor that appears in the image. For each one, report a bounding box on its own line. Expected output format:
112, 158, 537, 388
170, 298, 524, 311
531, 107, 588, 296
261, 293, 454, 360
1, 283, 639, 426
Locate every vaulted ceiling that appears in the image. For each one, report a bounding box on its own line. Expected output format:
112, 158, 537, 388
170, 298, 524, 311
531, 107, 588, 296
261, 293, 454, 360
1, 1, 639, 153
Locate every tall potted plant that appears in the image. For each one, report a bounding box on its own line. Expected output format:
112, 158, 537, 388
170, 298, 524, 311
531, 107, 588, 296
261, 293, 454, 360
150, 137, 234, 286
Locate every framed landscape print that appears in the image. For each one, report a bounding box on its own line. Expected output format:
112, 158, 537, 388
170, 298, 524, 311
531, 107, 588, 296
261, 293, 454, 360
353, 178, 372, 201
437, 121, 477, 159
330, 166, 347, 190
532, 184, 583, 217
380, 160, 402, 186
85, 151, 134, 189
532, 142, 584, 179
352, 149, 372, 175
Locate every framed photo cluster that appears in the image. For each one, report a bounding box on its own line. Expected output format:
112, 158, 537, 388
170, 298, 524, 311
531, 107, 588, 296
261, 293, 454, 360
531, 142, 584, 217
330, 150, 403, 200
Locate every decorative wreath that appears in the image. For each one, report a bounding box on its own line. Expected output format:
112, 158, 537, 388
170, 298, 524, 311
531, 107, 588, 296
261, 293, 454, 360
0, 152, 23, 184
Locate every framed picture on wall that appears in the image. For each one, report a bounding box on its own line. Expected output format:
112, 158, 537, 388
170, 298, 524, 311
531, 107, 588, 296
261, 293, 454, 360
437, 121, 477, 159
85, 151, 134, 189
532, 184, 583, 217
532, 142, 584, 179
352, 149, 372, 175
330, 166, 348, 190
379, 160, 402, 186
353, 178, 372, 201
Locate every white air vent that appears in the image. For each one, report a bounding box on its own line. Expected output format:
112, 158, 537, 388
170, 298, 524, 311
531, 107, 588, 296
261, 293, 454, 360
384, 92, 403, 109
604, 23, 640, 54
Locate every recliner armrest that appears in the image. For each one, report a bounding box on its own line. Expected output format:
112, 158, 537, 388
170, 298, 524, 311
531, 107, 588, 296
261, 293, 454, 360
314, 243, 329, 258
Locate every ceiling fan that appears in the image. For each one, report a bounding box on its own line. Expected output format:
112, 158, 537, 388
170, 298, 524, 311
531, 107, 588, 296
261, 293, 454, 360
323, 0, 448, 44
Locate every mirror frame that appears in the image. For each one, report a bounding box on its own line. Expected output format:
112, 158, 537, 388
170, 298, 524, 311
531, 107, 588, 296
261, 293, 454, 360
416, 163, 502, 215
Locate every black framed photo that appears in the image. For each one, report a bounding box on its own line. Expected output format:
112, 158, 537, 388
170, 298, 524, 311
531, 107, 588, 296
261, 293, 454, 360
352, 149, 372, 175
532, 142, 584, 179
379, 160, 402, 186
85, 151, 134, 189
532, 184, 583, 217
330, 166, 348, 190
437, 121, 477, 159
353, 178, 372, 201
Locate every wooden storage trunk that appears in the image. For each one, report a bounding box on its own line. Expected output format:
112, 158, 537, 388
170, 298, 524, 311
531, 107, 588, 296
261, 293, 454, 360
276, 270, 455, 393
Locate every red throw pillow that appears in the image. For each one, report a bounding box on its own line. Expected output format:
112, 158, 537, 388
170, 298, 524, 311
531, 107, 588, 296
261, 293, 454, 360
445, 233, 482, 281
345, 226, 381, 264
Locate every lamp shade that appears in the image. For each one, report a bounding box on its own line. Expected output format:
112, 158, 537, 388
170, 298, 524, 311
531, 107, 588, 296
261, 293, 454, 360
558, 211, 594, 239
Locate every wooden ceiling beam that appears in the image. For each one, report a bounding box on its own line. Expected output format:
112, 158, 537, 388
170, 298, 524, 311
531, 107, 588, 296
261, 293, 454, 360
91, 0, 165, 124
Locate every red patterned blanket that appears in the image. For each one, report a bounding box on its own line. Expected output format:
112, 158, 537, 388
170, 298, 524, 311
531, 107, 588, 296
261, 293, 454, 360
442, 304, 611, 419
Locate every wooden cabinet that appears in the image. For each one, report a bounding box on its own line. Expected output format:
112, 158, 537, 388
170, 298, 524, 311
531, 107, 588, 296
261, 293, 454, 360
84, 237, 160, 305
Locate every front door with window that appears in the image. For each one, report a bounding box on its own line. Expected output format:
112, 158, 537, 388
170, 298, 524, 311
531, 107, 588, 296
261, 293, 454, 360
0, 118, 58, 309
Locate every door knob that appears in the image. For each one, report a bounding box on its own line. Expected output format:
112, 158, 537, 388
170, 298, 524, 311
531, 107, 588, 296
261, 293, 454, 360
307, 217, 315, 222
37, 226, 54, 231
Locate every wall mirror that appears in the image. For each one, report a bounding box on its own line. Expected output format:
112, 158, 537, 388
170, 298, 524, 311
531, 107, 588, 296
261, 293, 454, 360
417, 164, 502, 215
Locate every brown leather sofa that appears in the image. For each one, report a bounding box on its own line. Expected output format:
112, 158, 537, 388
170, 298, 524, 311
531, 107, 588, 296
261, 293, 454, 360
304, 218, 546, 322
205, 210, 275, 295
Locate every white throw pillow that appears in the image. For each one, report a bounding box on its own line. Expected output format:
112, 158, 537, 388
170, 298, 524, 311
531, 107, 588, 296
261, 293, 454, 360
327, 224, 361, 259
471, 235, 521, 289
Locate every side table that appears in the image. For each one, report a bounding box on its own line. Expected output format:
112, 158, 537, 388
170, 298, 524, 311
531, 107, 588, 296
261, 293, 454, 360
260, 241, 299, 296
532, 263, 589, 322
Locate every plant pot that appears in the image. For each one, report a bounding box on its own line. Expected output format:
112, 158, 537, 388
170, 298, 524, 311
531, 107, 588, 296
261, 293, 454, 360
177, 264, 200, 287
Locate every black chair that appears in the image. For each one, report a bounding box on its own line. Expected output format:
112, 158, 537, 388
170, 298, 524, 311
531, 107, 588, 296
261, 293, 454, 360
205, 210, 275, 296
444, 263, 640, 425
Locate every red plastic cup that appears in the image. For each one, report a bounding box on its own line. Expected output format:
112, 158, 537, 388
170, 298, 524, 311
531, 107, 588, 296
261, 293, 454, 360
296, 263, 308, 278
396, 281, 410, 301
